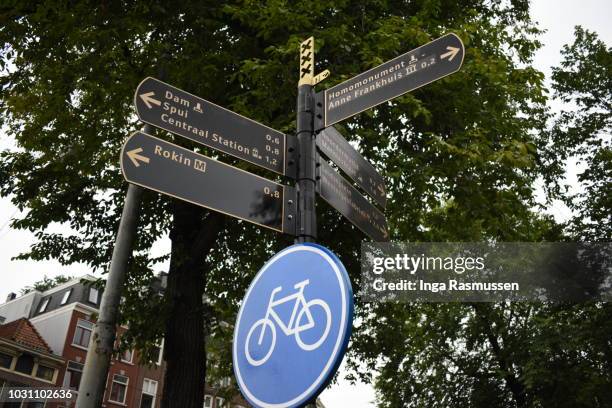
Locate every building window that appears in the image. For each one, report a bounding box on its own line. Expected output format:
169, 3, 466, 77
63, 361, 84, 391
139, 378, 157, 408
61, 289, 73, 305
109, 374, 129, 404
153, 339, 164, 365
38, 297, 50, 313
14, 354, 35, 375
35, 364, 55, 381
88, 287, 99, 304
215, 397, 225, 408
0, 352, 12, 369
203, 395, 213, 408
72, 319, 94, 348
120, 349, 134, 364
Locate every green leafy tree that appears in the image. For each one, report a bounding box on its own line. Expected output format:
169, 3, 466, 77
20, 274, 73, 294
0, 2, 235, 406
543, 26, 611, 241
349, 24, 611, 408
354, 301, 611, 408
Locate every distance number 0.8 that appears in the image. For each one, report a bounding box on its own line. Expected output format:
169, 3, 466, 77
265, 145, 280, 155
263, 186, 281, 199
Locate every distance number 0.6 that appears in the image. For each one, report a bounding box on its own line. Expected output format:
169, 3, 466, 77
266, 134, 281, 145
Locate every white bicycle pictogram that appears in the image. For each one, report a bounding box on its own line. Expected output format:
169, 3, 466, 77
245, 279, 332, 366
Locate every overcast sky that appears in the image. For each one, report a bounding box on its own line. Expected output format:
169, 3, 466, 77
0, 1, 610, 406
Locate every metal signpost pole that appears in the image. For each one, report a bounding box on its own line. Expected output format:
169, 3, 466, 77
297, 81, 318, 408
297, 37, 323, 408
296, 36, 318, 244
296, 85, 316, 244
75, 124, 151, 408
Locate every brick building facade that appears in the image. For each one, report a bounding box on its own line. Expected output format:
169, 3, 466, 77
0, 276, 249, 408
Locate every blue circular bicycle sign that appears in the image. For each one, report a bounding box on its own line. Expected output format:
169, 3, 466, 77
233, 243, 353, 408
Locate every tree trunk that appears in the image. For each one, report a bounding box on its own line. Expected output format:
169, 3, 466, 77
161, 201, 224, 408
473, 304, 527, 407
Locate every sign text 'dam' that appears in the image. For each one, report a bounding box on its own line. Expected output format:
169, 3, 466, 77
135, 77, 294, 176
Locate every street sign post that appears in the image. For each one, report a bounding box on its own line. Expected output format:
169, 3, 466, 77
93, 32, 467, 408
120, 131, 296, 234
135, 77, 296, 177
233, 244, 353, 408
317, 159, 389, 241
315, 33, 464, 129
317, 126, 386, 208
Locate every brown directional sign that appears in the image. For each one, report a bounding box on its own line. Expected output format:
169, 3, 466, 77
121, 131, 296, 234
317, 159, 388, 241
315, 33, 464, 129
134, 77, 296, 177
317, 126, 386, 208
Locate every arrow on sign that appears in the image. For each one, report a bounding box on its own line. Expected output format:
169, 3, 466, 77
126, 147, 150, 167
120, 131, 297, 234
313, 69, 331, 85
440, 46, 460, 61
134, 77, 296, 177
315, 33, 464, 130
139, 91, 161, 109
